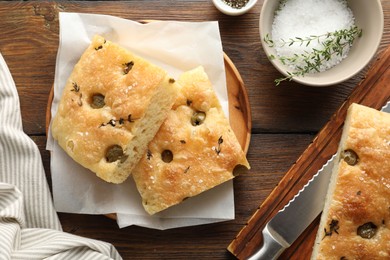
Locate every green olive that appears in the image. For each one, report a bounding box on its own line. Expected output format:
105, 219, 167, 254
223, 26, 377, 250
161, 149, 173, 163
357, 222, 377, 239
341, 149, 359, 166
106, 145, 127, 163
91, 93, 105, 109
191, 111, 206, 126
169, 78, 175, 83
233, 164, 248, 177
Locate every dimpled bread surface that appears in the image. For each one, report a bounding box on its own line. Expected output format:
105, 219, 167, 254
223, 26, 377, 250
132, 66, 250, 215
311, 103, 390, 260
51, 35, 179, 184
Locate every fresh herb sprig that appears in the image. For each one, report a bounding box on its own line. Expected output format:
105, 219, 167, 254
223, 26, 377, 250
264, 26, 362, 86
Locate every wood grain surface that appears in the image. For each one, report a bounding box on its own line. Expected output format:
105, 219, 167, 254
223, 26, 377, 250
0, 1, 389, 259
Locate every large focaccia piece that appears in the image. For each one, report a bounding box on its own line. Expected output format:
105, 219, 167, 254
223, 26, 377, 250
51, 35, 178, 184
132, 66, 250, 215
311, 103, 390, 259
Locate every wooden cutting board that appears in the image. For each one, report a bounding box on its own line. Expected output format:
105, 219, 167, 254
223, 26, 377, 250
228, 44, 390, 260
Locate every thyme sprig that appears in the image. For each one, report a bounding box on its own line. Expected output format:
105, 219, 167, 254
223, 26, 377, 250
99, 114, 137, 128
215, 136, 224, 155
323, 219, 340, 239
264, 26, 362, 86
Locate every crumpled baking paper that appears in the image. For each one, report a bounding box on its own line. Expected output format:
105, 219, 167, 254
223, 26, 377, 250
46, 12, 234, 229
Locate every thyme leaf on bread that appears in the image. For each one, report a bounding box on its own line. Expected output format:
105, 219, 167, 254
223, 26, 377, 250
70, 82, 82, 106
123, 61, 134, 74
71, 82, 80, 92
77, 93, 83, 107
100, 119, 116, 127
95, 39, 106, 51
323, 219, 340, 239
100, 114, 137, 128
147, 149, 153, 160
215, 136, 224, 155
127, 114, 136, 123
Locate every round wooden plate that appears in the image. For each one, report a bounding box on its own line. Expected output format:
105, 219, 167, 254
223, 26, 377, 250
46, 53, 251, 220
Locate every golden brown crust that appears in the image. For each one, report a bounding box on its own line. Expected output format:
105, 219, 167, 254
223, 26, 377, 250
132, 66, 250, 215
51, 35, 178, 184
312, 103, 390, 260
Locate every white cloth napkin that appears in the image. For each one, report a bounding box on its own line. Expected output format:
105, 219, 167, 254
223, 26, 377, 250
0, 53, 121, 259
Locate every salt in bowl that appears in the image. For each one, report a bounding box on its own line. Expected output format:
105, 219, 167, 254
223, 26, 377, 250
259, 0, 384, 86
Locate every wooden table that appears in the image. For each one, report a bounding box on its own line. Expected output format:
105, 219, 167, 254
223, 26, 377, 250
0, 1, 389, 259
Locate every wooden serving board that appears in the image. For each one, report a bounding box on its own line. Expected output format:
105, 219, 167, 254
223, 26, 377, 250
228, 44, 390, 260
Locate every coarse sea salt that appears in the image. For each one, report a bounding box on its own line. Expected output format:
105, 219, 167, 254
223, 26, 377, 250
271, 0, 356, 72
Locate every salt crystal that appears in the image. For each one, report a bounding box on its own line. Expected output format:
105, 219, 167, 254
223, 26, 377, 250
271, 0, 356, 72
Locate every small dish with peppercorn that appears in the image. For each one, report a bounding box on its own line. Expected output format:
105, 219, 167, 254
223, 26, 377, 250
212, 0, 258, 16
259, 0, 383, 86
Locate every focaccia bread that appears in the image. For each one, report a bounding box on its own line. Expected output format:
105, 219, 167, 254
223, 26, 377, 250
132, 66, 250, 215
311, 103, 390, 259
51, 35, 179, 184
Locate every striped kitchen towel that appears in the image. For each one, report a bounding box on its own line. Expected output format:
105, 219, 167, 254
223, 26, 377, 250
0, 52, 122, 259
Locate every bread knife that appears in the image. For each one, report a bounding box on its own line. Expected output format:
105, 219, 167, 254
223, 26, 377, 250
248, 101, 390, 260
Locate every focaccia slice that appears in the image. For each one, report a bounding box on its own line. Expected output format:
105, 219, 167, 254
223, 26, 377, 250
132, 66, 250, 215
311, 103, 390, 259
51, 35, 179, 184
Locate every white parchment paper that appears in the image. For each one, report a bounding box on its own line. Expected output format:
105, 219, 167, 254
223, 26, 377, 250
46, 12, 234, 229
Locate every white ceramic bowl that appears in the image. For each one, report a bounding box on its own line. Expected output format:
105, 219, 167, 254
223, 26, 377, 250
213, 0, 258, 16
259, 0, 384, 86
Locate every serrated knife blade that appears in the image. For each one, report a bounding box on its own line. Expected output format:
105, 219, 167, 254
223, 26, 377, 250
248, 101, 390, 260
